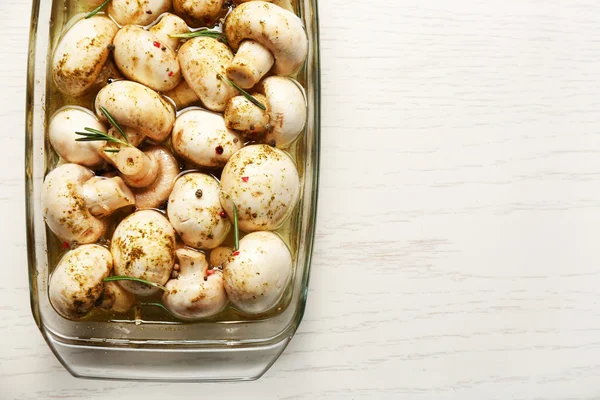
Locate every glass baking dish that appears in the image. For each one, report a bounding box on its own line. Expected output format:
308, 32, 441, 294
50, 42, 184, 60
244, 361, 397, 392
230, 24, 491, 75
26, 0, 320, 381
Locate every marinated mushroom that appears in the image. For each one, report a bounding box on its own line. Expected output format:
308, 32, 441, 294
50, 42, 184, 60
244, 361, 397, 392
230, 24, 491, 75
108, 0, 171, 26
163, 248, 228, 319
113, 25, 181, 92
219, 145, 300, 232
224, 2, 308, 88
149, 13, 189, 51
131, 145, 180, 209
95, 281, 136, 313
210, 246, 233, 267
172, 109, 243, 168
173, 0, 225, 28
49, 106, 106, 167
167, 173, 231, 250
111, 210, 176, 296
224, 76, 307, 147
232, 0, 294, 12
42, 164, 135, 244
95, 80, 176, 143
164, 80, 200, 110
49, 244, 112, 319
178, 37, 237, 112
223, 231, 292, 314
52, 16, 118, 96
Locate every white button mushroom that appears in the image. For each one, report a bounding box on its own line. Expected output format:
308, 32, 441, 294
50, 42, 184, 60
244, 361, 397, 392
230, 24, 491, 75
219, 145, 300, 232
49, 244, 113, 319
95, 281, 136, 313
113, 25, 181, 92
149, 13, 189, 52
232, 0, 295, 13
131, 145, 180, 209
172, 109, 243, 168
164, 80, 200, 110
163, 248, 228, 319
108, 0, 171, 26
223, 232, 292, 314
173, 0, 225, 28
42, 164, 135, 244
49, 106, 106, 167
111, 210, 176, 296
52, 16, 118, 96
178, 37, 237, 112
210, 246, 233, 267
167, 173, 231, 250
224, 2, 308, 88
224, 77, 307, 147
95, 80, 176, 143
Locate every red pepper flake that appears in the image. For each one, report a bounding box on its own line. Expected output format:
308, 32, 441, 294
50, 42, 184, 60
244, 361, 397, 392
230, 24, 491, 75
207, 269, 215, 276
242, 176, 249, 183
232, 251, 240, 257
220, 211, 227, 218
62, 242, 70, 249
215, 145, 224, 155
168, 71, 174, 77
153, 41, 161, 48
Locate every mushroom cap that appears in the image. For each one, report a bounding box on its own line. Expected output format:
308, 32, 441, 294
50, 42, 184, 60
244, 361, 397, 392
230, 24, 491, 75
42, 164, 106, 244
49, 244, 112, 319
210, 246, 233, 267
261, 77, 307, 148
52, 16, 118, 97
223, 231, 292, 314
95, 281, 136, 313
49, 106, 106, 167
219, 145, 300, 232
108, 0, 171, 26
173, 0, 225, 28
113, 25, 181, 92
224, 2, 308, 76
178, 37, 237, 112
95, 80, 176, 142
111, 210, 176, 295
149, 13, 189, 51
132, 145, 180, 209
172, 109, 243, 168
168, 173, 231, 250
163, 248, 228, 319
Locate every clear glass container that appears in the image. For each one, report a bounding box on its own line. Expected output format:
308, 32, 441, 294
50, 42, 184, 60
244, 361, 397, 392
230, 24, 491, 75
26, 0, 320, 381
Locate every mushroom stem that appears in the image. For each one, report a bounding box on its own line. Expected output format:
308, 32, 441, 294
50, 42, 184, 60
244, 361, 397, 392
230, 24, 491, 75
164, 80, 200, 110
176, 248, 209, 277
81, 176, 135, 218
224, 94, 269, 135
227, 41, 274, 89
114, 147, 160, 188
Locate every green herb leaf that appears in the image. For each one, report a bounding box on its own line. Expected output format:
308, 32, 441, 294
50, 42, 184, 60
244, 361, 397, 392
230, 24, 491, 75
103, 149, 120, 153
100, 106, 130, 145
232, 200, 240, 251
85, 0, 110, 19
75, 127, 130, 146
140, 302, 173, 314
169, 30, 228, 44
103, 276, 169, 292
217, 73, 267, 111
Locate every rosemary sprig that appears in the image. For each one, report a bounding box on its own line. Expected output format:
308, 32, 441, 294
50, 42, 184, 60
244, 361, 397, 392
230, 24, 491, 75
85, 0, 110, 19
169, 30, 228, 44
141, 302, 173, 314
103, 276, 169, 293
232, 199, 240, 251
103, 149, 120, 153
216, 73, 266, 111
100, 106, 130, 145
75, 127, 129, 146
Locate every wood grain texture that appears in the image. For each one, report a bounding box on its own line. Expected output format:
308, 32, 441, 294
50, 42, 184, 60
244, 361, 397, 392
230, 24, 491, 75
3, 0, 600, 398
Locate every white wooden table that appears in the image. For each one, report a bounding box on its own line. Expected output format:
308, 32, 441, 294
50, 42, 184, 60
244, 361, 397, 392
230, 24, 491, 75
4, 0, 600, 398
